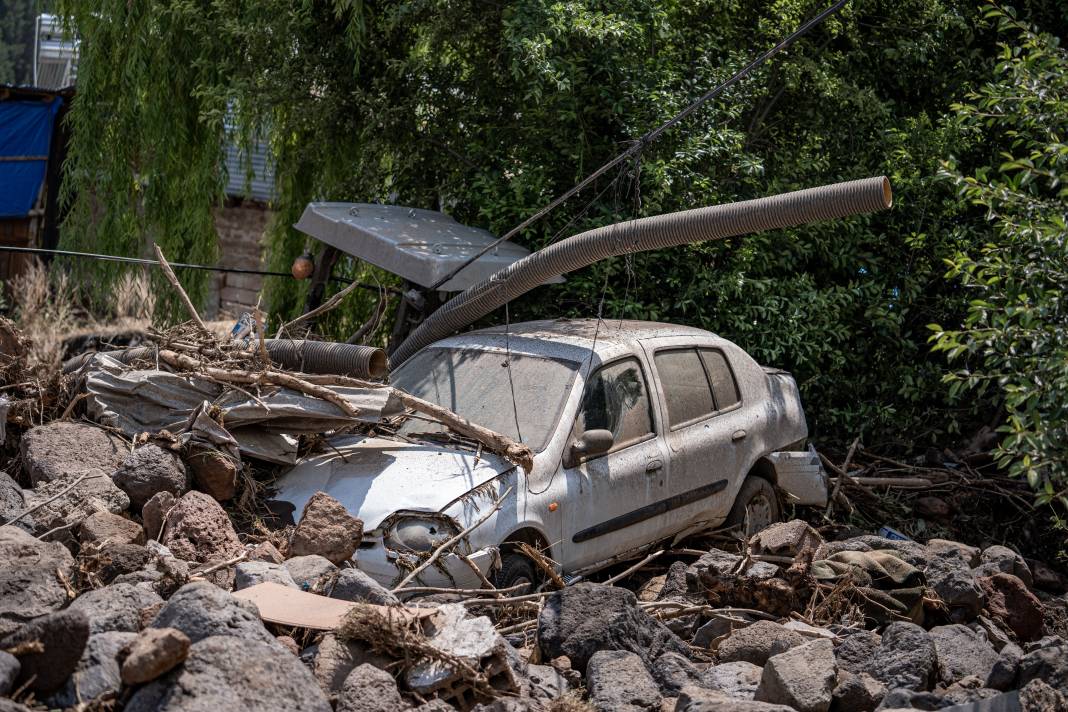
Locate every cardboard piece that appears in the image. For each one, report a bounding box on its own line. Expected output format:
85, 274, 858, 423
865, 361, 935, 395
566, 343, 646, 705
232, 581, 431, 630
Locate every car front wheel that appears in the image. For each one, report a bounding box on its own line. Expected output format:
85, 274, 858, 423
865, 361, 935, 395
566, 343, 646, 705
492, 552, 538, 593
726, 475, 781, 537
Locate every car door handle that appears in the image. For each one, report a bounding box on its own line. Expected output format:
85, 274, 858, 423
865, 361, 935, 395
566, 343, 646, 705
645, 460, 663, 474
731, 429, 748, 442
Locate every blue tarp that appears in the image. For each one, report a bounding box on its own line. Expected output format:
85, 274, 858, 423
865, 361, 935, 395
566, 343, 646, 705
0, 98, 63, 218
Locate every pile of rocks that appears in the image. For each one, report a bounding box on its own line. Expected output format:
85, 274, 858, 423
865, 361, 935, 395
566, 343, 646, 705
1, 419, 1067, 711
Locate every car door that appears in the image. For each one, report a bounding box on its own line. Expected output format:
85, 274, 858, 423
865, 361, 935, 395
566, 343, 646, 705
643, 340, 750, 533
557, 356, 672, 570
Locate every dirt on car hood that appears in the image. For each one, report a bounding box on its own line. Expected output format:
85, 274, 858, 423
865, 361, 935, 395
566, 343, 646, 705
269, 434, 514, 530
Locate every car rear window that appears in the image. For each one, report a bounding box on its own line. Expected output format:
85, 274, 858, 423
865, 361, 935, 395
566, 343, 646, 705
654, 348, 716, 427
700, 348, 741, 409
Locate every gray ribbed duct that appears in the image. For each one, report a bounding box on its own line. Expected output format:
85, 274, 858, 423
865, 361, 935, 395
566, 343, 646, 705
63, 340, 387, 380
390, 176, 892, 366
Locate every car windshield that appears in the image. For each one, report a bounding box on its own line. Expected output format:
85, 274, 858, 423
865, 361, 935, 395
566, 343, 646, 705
391, 346, 580, 452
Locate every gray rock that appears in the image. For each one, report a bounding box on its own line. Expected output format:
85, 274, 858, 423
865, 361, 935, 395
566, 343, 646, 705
0, 525, 76, 637
718, 621, 804, 666
337, 663, 405, 712
45, 631, 136, 708
142, 490, 176, 541
97, 542, 155, 583
876, 688, 952, 710
0, 473, 32, 532
831, 670, 885, 712
113, 444, 189, 510
0, 608, 90, 695
330, 567, 400, 605
125, 634, 331, 712
523, 663, 571, 701
694, 615, 757, 649
0, 650, 19, 696
652, 651, 706, 696
149, 581, 275, 646
0, 698, 32, 712
234, 560, 298, 590
985, 642, 1022, 691
925, 539, 979, 566
69, 582, 163, 634
1015, 642, 1068, 694
159, 491, 244, 568
755, 638, 837, 712
847, 622, 935, 692
311, 633, 392, 695
284, 554, 338, 592
587, 649, 662, 712
411, 701, 456, 712
677, 685, 797, 711
833, 629, 882, 675
924, 551, 985, 622
537, 582, 690, 674
1019, 679, 1068, 711
978, 545, 1033, 589
930, 624, 998, 685
940, 684, 1002, 706
22, 469, 130, 538
685, 549, 744, 592
20, 421, 126, 486
704, 661, 763, 700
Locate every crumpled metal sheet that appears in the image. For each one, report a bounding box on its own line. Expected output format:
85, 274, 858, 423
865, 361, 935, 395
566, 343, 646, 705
81, 355, 404, 464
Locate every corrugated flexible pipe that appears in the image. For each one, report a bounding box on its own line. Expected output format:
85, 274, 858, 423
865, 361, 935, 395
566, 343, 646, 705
63, 340, 387, 380
390, 176, 893, 367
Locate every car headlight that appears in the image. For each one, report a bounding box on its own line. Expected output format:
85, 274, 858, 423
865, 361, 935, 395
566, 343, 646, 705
384, 514, 462, 553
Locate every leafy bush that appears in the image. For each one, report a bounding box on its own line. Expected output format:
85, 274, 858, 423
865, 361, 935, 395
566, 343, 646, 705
932, 6, 1068, 504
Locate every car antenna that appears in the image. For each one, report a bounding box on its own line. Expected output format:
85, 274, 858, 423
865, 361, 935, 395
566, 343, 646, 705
425, 0, 851, 292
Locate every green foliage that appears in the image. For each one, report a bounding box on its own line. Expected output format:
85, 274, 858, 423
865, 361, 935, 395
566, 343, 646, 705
57, 0, 1068, 452
931, 6, 1068, 504
0, 0, 39, 85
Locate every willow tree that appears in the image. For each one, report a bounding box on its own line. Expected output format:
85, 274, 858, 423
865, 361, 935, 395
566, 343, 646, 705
58, 0, 1068, 447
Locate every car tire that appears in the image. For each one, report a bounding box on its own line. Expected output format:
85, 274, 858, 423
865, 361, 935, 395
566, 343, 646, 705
726, 476, 781, 537
493, 552, 538, 593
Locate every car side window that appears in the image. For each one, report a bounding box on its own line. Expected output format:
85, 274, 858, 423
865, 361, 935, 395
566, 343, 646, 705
654, 348, 715, 428
700, 348, 741, 409
575, 357, 654, 451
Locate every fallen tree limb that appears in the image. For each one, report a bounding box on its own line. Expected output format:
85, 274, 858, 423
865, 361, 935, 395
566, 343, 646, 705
278, 278, 363, 338
833, 476, 933, 489
603, 549, 665, 586
824, 436, 860, 518
154, 245, 211, 337
392, 486, 513, 592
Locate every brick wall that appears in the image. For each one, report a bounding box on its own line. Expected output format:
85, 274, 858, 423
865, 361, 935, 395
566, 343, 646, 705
210, 201, 273, 319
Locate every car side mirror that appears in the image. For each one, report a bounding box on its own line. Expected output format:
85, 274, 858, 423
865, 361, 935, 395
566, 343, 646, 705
565, 429, 614, 468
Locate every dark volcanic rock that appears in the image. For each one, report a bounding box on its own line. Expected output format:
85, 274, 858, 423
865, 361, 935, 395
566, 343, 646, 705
336, 663, 406, 712
652, 651, 707, 696
836, 623, 934, 692
288, 491, 363, 565
1015, 642, 1068, 694
125, 635, 331, 712
924, 550, 985, 622
929, 624, 998, 685
45, 630, 136, 708
159, 491, 243, 565
68, 582, 163, 634
0, 525, 75, 637
330, 567, 400, 605
0, 608, 90, 695
20, 421, 126, 485
718, 621, 804, 666
149, 581, 276, 646
112, 444, 189, 510
978, 573, 1045, 642
587, 649, 662, 711
0, 473, 31, 533
0, 650, 19, 696
537, 582, 690, 674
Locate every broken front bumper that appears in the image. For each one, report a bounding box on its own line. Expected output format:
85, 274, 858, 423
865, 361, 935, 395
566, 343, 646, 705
356, 539, 499, 593
768, 446, 829, 506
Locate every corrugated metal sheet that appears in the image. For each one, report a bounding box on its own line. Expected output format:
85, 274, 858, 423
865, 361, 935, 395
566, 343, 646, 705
224, 136, 275, 203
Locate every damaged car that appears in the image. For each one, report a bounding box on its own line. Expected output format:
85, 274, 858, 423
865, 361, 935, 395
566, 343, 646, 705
270, 318, 828, 591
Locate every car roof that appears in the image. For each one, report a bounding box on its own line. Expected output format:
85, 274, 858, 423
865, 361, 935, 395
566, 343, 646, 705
429, 319, 720, 364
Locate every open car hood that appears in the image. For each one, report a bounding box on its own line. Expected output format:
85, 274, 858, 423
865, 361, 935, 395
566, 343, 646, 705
269, 434, 514, 530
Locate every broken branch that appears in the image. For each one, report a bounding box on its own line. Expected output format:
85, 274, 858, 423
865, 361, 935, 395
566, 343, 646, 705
278, 278, 363, 338
154, 244, 211, 337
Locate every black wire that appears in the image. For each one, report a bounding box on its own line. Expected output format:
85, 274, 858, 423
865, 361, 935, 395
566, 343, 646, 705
426, 0, 850, 291
0, 245, 396, 293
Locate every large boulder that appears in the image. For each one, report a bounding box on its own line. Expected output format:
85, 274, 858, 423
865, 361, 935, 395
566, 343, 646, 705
125, 635, 331, 712
930, 624, 999, 685
924, 550, 985, 622
68, 582, 163, 634
0, 608, 90, 695
0, 525, 76, 637
20, 421, 126, 486
587, 650, 662, 711
337, 663, 406, 712
159, 491, 243, 564
717, 621, 804, 666
45, 631, 136, 708
754, 639, 837, 712
537, 583, 690, 674
836, 623, 935, 692
149, 581, 276, 646
22, 469, 130, 537
978, 573, 1044, 642
288, 492, 363, 565
112, 444, 189, 511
